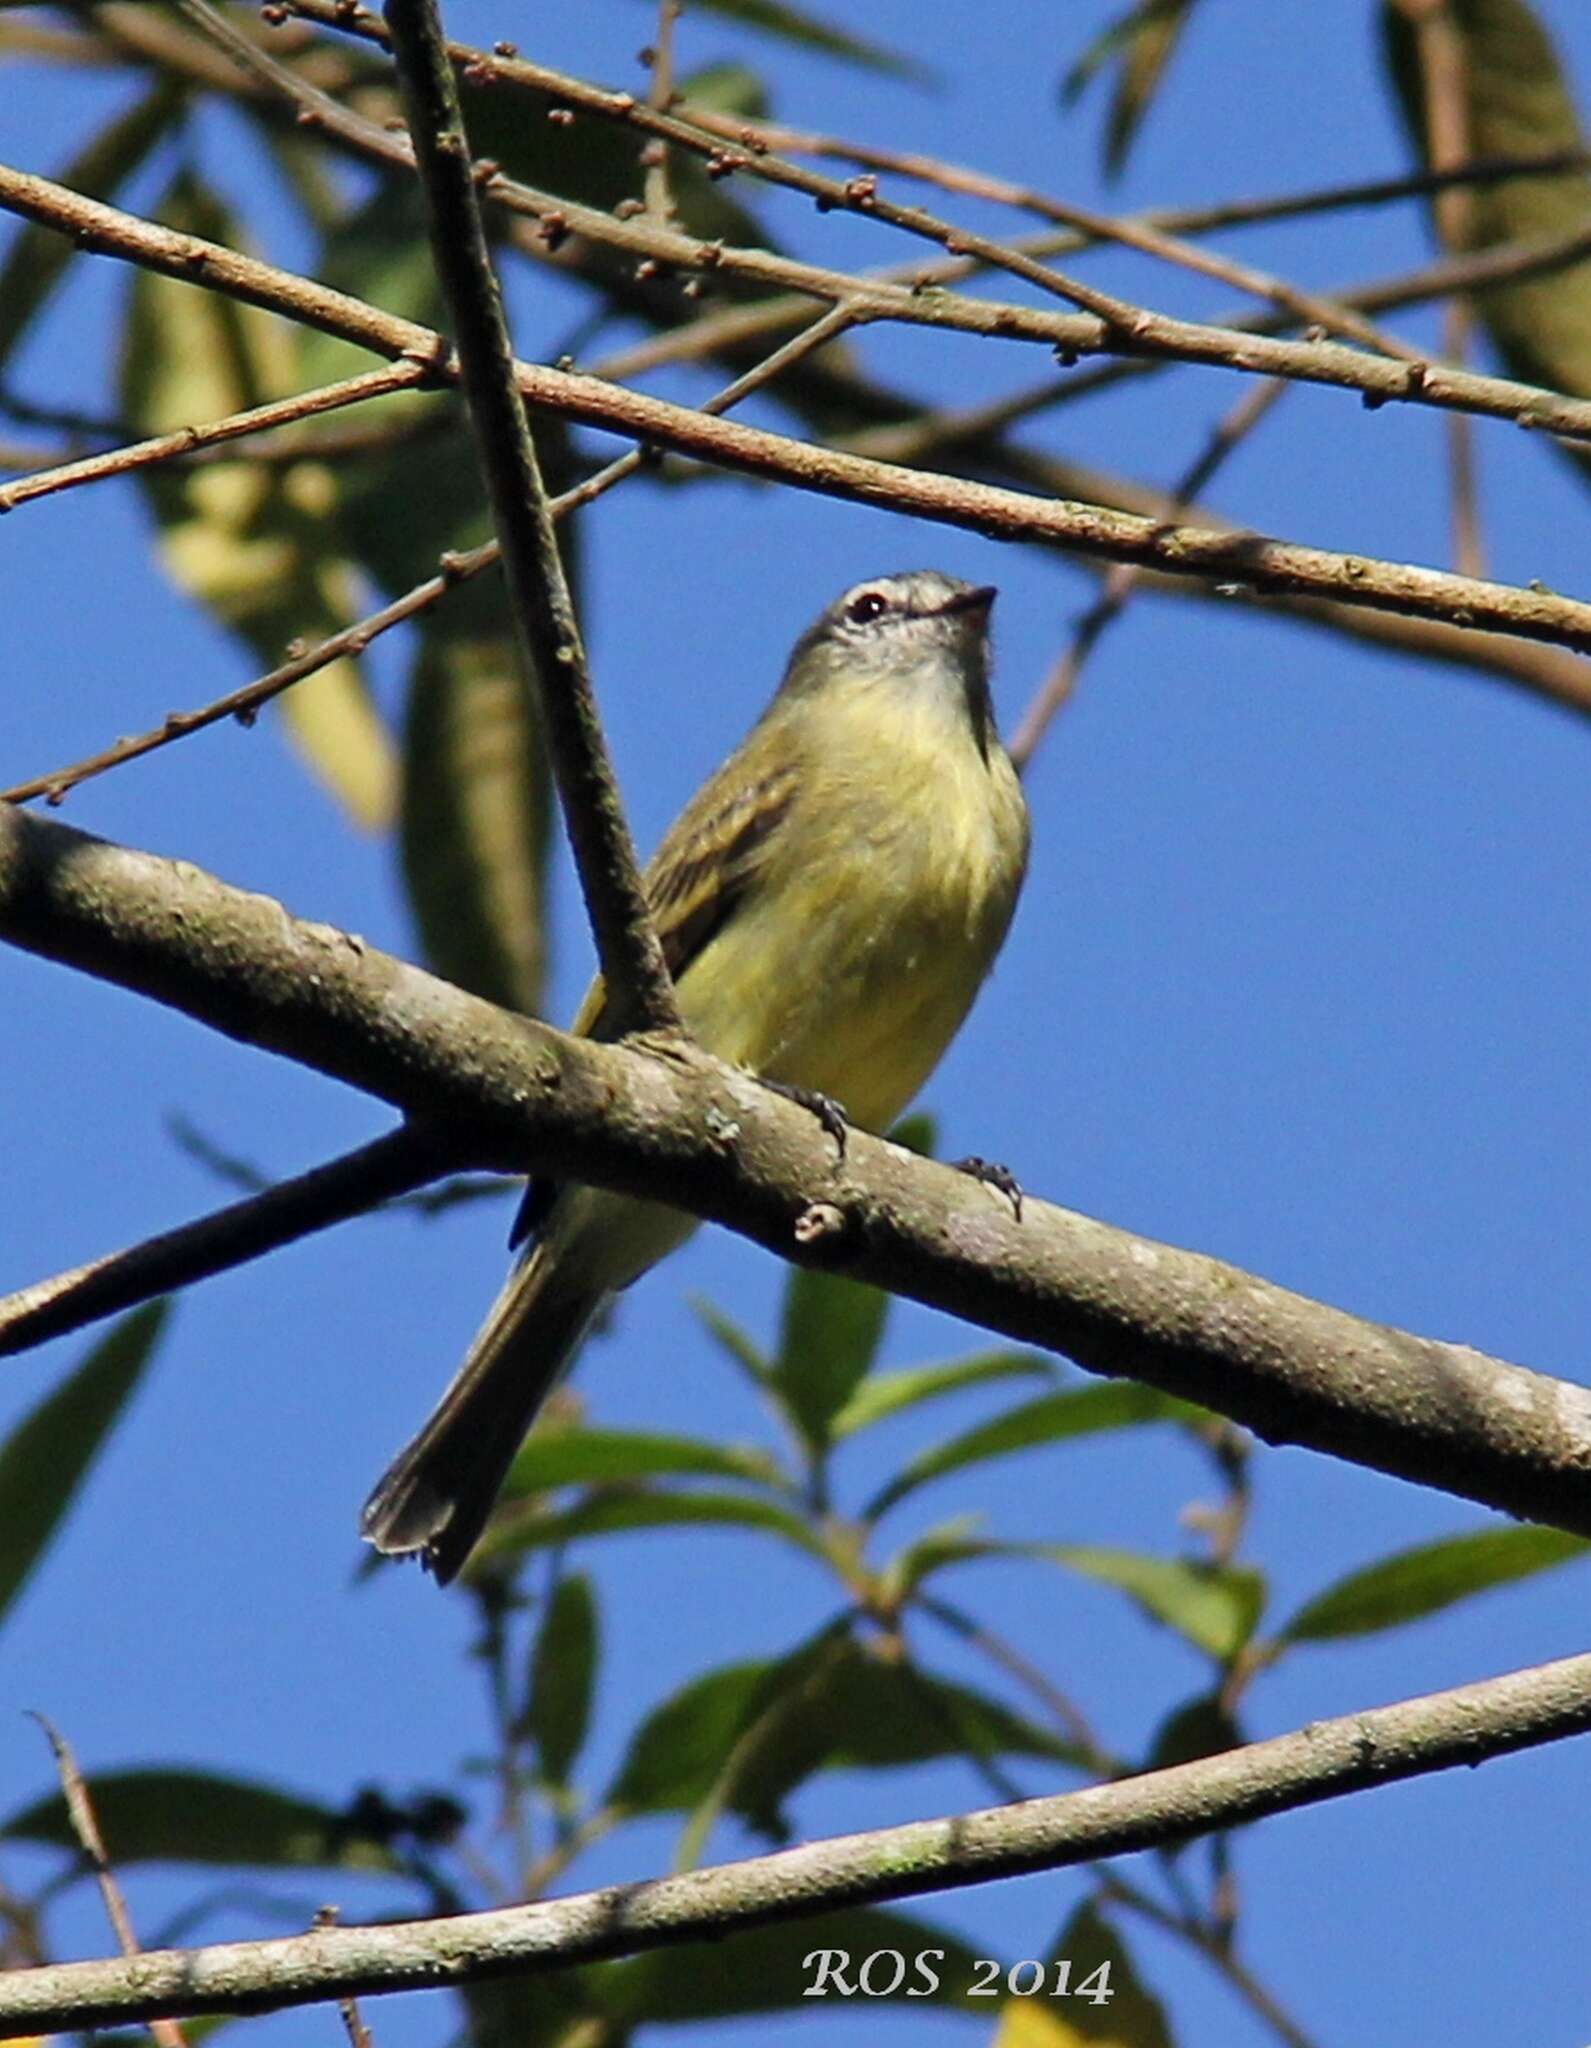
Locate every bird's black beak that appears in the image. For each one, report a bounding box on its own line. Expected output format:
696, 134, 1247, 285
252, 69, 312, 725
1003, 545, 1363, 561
940, 584, 998, 618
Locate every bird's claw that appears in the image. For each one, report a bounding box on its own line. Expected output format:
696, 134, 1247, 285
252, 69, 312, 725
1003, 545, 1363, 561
953, 1154, 1023, 1220
766, 1080, 849, 1156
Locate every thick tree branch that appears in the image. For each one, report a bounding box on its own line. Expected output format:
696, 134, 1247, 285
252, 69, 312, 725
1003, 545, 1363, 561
1, 1647, 1587, 2034
0, 1126, 454, 1356
5, 804, 1591, 1541
378, 0, 676, 1033
3, 164, 1590, 660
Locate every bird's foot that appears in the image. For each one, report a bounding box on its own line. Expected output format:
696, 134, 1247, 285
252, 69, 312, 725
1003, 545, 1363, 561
765, 1080, 849, 1157
953, 1155, 1023, 1220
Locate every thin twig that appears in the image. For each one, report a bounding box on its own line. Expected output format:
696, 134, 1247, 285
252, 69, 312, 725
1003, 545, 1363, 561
29, 1716, 187, 2048
1099, 1871, 1322, 2048
4, 1649, 1590, 2032
0, 363, 429, 513
640, 0, 681, 229
914, 1590, 1121, 1780
1009, 376, 1289, 771
163, 7, 1591, 450
676, 92, 1591, 250
6, 168, 1591, 677
1400, 0, 1487, 581
0, 302, 852, 808
0, 1126, 456, 1358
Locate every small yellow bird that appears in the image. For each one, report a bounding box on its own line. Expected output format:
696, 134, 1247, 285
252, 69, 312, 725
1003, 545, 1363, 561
363, 570, 1030, 1581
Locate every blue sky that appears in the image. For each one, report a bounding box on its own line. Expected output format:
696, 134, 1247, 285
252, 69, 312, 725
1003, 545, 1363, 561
4, 4, 1591, 2044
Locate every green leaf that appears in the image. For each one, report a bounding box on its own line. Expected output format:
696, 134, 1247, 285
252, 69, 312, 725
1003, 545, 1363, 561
641, 0, 924, 79
500, 1424, 786, 1500
596, 1906, 991, 2022
867, 1382, 1200, 1517
676, 63, 771, 120
886, 1111, 937, 1157
472, 1486, 830, 1570
1382, 0, 1591, 478
1043, 1546, 1265, 1664
1279, 1524, 1589, 1644
996, 1898, 1172, 2047
522, 1572, 598, 1786
832, 1349, 1054, 1438
461, 1971, 593, 2048
296, 178, 565, 1010
122, 173, 396, 828
611, 1633, 1084, 1828
1, 1770, 400, 1874
689, 1294, 772, 1386
770, 1265, 890, 1456
0, 1304, 167, 1626
608, 1656, 779, 1815
399, 617, 552, 1013
1143, 1689, 1243, 1773
0, 80, 185, 372
879, 1514, 1002, 1604
1060, 0, 1200, 179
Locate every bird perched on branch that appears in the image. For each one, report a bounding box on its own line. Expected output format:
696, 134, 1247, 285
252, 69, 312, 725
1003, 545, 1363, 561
363, 569, 1031, 1582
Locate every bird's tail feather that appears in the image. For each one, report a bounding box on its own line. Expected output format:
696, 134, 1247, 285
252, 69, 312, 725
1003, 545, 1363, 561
360, 1248, 601, 1584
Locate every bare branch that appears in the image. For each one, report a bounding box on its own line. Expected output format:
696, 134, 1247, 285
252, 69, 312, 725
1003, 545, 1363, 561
29, 1717, 187, 2048
3, 1649, 1588, 2033
6, 806, 1591, 1540
0, 363, 428, 513
0, 305, 853, 809
1009, 375, 1290, 770
4, 166, 1589, 668
0, 1126, 455, 1356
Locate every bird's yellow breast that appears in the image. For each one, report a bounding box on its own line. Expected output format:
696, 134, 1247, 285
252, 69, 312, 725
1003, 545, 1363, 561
677, 683, 1029, 1132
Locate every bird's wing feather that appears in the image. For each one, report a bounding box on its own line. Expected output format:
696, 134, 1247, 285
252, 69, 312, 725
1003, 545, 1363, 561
509, 747, 800, 1251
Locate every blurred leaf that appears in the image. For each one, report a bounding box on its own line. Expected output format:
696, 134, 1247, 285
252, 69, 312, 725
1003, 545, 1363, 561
296, 177, 565, 1010
461, 1964, 592, 2048
610, 1635, 1082, 1823
0, 79, 185, 372
473, 1485, 830, 1569
1383, 0, 1591, 476
677, 62, 771, 119
122, 172, 396, 827
690, 1294, 772, 1386
1044, 1546, 1264, 1664
501, 1424, 785, 1499
456, 63, 771, 248
833, 1349, 1054, 1439
0, 1303, 166, 1626
522, 1572, 598, 1785
597, 1906, 990, 2022
1143, 1689, 1243, 1772
399, 615, 552, 1013
1279, 1523, 1589, 1643
994, 1898, 1172, 2047
880, 1513, 1001, 1604
867, 1382, 1201, 1517
2, 1770, 400, 1874
886, 1111, 937, 1156
633, 0, 923, 79
771, 1265, 889, 1455
1060, 0, 1199, 178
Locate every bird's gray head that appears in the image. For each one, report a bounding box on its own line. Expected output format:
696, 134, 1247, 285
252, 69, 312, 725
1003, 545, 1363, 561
778, 570, 998, 743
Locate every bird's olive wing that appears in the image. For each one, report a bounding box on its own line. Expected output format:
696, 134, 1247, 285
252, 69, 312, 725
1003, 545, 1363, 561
508, 755, 799, 1251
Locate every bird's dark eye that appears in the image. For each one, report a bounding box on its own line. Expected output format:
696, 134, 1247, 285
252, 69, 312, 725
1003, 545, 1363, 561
845, 590, 890, 624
